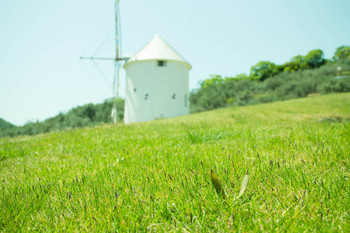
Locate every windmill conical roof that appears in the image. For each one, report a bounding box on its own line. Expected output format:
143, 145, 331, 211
124, 34, 191, 69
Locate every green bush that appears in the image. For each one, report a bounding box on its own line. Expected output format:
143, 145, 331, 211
318, 77, 350, 94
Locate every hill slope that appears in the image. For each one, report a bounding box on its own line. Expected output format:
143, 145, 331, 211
0, 93, 349, 231
0, 118, 14, 129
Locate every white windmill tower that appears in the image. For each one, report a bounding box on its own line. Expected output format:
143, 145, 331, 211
123, 35, 192, 124
80, 0, 125, 123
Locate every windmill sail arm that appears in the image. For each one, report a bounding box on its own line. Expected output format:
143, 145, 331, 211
80, 56, 126, 61
112, 0, 122, 123
115, 0, 122, 59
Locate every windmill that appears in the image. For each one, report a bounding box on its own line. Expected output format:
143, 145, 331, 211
80, 0, 125, 123
81, 1, 192, 124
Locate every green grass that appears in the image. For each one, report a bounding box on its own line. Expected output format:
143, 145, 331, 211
1, 93, 350, 232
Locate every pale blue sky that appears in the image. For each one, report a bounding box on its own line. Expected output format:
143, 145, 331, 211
1, 0, 349, 125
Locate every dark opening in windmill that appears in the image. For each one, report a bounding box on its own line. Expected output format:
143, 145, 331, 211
158, 60, 166, 67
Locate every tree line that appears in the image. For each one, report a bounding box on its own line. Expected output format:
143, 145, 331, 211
0, 99, 124, 137
190, 45, 350, 112
1, 46, 349, 138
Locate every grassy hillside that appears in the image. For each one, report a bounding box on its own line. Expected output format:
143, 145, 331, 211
1, 93, 349, 232
2, 59, 349, 138
2, 60, 350, 139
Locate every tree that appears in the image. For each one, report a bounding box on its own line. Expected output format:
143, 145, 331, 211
283, 55, 307, 72
250, 61, 279, 81
333, 45, 350, 61
84, 104, 96, 121
304, 49, 325, 69
190, 75, 227, 112
199, 75, 224, 89
234, 73, 250, 80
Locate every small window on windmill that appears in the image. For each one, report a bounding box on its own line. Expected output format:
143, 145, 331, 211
172, 93, 176, 100
157, 60, 166, 67
134, 87, 137, 92
144, 94, 149, 100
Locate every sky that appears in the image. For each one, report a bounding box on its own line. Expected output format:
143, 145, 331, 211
0, 0, 349, 126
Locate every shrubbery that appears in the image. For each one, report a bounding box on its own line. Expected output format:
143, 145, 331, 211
0, 99, 124, 137
190, 49, 350, 113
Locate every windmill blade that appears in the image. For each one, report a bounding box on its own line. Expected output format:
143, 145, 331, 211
111, 62, 118, 123
115, 0, 122, 59
111, 0, 122, 123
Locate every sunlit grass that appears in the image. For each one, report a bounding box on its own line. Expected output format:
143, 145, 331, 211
1, 93, 349, 232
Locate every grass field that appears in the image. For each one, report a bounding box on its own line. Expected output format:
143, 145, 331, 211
1, 93, 350, 232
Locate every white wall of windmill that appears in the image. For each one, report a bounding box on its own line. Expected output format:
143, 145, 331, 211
124, 59, 190, 124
